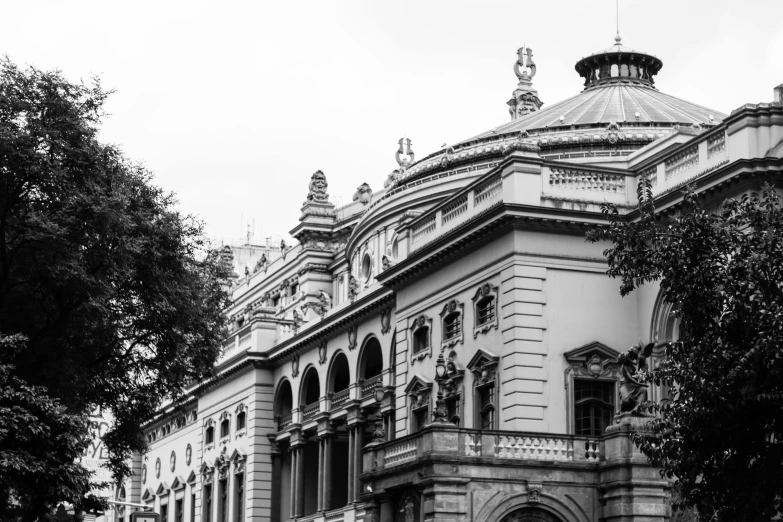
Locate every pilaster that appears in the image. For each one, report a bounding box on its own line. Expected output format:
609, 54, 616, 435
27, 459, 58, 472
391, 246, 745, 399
499, 264, 548, 431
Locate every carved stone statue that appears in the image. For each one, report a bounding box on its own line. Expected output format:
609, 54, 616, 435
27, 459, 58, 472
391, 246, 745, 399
617, 342, 654, 415
348, 275, 360, 302
353, 183, 372, 205
293, 308, 304, 326
317, 290, 331, 310
307, 170, 329, 203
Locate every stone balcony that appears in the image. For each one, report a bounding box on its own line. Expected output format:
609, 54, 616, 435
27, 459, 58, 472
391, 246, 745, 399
362, 425, 604, 475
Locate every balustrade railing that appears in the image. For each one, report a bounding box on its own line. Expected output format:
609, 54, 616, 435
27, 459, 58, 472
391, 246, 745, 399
707, 132, 726, 159
665, 145, 699, 180
361, 375, 383, 399
474, 173, 502, 207
365, 428, 604, 473
549, 168, 625, 193
277, 413, 292, 431
330, 388, 350, 409
383, 438, 418, 468
411, 215, 436, 245
302, 401, 320, 421
441, 195, 468, 225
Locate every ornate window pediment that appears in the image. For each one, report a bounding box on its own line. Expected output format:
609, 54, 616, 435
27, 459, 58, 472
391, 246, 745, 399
472, 283, 499, 338
141, 487, 156, 502
404, 375, 433, 411
439, 299, 464, 349
230, 449, 247, 474
409, 314, 433, 365
155, 482, 170, 497
170, 476, 186, 491
199, 462, 214, 484
564, 341, 620, 379
186, 470, 197, 485
467, 349, 500, 387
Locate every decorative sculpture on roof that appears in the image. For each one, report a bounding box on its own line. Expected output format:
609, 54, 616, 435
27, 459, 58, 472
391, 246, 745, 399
353, 183, 372, 205
348, 275, 360, 302
395, 138, 415, 169
617, 341, 654, 415
514, 46, 536, 81
307, 170, 330, 203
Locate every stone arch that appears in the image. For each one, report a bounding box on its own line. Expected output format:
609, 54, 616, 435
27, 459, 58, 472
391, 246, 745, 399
394, 489, 422, 522
387, 330, 397, 387
299, 365, 321, 406
650, 287, 681, 343
475, 491, 584, 522
327, 349, 351, 394
358, 334, 384, 380
274, 378, 294, 417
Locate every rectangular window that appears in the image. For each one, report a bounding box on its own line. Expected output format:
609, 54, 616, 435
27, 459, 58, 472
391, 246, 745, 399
220, 420, 230, 439
175, 499, 183, 522
235, 473, 244, 522
574, 380, 615, 437
161, 505, 168, 522
444, 315, 461, 340
478, 386, 495, 429
477, 299, 495, 325
236, 412, 246, 431
191, 494, 196, 522
272, 295, 280, 308
446, 397, 460, 425
203, 485, 212, 522
413, 408, 428, 432
413, 328, 429, 353
219, 479, 228, 522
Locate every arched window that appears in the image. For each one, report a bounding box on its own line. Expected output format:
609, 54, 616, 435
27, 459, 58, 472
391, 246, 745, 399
300, 367, 321, 422
328, 351, 351, 410
236, 411, 246, 431
275, 379, 294, 431
439, 299, 464, 349
472, 283, 499, 337
205, 425, 215, 445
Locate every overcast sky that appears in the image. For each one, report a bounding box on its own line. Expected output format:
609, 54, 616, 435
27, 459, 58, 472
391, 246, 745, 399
3, 0, 782, 243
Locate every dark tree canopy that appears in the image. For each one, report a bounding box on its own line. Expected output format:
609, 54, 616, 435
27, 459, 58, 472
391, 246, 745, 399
0, 58, 231, 518
588, 180, 783, 521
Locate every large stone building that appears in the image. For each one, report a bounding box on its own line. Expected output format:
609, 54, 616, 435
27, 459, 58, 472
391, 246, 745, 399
122, 34, 783, 522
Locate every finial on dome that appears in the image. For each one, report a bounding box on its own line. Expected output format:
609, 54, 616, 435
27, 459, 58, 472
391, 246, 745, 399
615, 34, 622, 44
508, 46, 543, 121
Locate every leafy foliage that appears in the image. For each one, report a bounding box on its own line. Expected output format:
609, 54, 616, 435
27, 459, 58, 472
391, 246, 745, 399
587, 179, 783, 521
0, 57, 231, 514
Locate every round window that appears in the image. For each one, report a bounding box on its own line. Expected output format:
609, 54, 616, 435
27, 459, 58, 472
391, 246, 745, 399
361, 254, 372, 281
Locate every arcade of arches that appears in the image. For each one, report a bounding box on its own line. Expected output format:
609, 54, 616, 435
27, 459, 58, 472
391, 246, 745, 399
271, 337, 387, 521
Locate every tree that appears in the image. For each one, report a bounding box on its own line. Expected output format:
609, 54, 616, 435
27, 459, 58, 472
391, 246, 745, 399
587, 180, 783, 521
0, 57, 231, 518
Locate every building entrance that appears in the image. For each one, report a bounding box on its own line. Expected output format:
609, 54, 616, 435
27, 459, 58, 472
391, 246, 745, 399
499, 508, 563, 522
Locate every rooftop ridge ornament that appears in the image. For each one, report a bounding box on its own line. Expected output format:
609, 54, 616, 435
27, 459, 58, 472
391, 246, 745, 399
508, 45, 543, 121
395, 137, 414, 169
514, 46, 536, 81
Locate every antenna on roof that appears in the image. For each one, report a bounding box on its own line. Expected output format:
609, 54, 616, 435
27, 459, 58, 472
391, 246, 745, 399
615, 0, 621, 42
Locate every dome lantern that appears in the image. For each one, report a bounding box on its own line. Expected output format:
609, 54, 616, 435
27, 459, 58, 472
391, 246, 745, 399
508, 46, 543, 121
574, 35, 663, 91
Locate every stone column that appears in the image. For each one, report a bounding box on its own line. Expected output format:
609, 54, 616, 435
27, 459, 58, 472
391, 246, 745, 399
346, 427, 355, 503
322, 434, 333, 511
288, 447, 297, 519
295, 443, 305, 517
316, 437, 324, 512
269, 438, 282, 522
353, 423, 364, 503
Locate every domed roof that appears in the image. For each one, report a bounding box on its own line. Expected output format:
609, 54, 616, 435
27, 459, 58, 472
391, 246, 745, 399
459, 36, 726, 144
464, 83, 725, 142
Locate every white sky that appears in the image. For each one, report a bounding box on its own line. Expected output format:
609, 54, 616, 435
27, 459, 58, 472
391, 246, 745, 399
3, 0, 782, 243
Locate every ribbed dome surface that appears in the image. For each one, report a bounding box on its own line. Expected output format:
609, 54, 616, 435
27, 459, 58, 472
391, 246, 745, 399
463, 83, 727, 143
